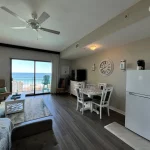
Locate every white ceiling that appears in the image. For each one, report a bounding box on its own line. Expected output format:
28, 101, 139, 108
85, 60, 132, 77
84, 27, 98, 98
0, 0, 139, 51
64, 16, 150, 59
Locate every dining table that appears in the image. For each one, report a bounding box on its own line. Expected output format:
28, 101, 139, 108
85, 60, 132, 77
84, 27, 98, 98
81, 87, 102, 98
80, 87, 102, 114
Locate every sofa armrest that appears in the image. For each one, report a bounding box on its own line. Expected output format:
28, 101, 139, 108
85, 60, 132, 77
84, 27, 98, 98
11, 119, 53, 142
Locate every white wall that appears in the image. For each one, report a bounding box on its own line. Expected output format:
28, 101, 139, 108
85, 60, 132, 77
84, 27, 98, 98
71, 37, 150, 112
61, 0, 150, 59
0, 46, 70, 93
60, 59, 71, 78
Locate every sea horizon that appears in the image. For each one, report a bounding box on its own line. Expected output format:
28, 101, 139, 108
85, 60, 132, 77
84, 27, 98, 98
12, 72, 52, 84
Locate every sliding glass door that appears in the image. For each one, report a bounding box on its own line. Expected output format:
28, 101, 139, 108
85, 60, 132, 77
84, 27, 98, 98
35, 61, 52, 94
12, 59, 34, 95
11, 59, 52, 95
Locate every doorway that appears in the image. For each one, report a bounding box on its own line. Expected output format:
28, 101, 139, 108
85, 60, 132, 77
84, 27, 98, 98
11, 59, 52, 95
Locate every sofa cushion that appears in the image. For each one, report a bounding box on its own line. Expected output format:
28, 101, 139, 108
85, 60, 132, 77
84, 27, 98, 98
12, 119, 53, 142
0, 118, 13, 150
0, 102, 5, 118
0, 129, 8, 150
12, 130, 59, 150
11, 119, 60, 150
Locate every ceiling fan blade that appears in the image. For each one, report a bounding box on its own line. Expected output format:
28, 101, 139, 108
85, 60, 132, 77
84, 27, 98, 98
0, 6, 27, 23
11, 27, 27, 29
40, 27, 60, 35
37, 12, 50, 24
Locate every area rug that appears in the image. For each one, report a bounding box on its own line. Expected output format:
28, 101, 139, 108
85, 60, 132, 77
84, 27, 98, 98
104, 122, 150, 150
6, 98, 52, 125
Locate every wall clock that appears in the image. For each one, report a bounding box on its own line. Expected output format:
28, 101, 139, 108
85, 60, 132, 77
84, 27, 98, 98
99, 59, 114, 76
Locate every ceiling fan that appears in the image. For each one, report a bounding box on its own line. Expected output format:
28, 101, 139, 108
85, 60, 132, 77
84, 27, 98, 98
0, 6, 60, 38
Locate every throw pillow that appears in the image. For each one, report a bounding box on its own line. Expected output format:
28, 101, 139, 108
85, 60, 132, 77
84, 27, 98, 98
0, 87, 7, 93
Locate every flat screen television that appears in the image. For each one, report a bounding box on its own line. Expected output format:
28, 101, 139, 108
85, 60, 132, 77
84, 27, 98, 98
71, 69, 87, 81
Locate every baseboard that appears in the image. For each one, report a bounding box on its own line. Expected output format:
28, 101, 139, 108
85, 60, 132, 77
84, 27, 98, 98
109, 106, 125, 116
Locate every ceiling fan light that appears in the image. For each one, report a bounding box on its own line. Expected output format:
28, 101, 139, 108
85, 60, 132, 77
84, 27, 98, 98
90, 45, 97, 51
0, 6, 60, 37
86, 44, 102, 51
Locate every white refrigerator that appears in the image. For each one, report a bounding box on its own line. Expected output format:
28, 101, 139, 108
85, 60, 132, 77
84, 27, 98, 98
126, 70, 150, 141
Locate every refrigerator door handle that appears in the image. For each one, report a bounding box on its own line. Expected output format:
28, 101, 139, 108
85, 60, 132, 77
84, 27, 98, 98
129, 92, 150, 99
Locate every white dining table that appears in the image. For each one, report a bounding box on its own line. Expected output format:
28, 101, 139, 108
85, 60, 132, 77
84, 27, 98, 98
80, 87, 102, 114
81, 87, 102, 98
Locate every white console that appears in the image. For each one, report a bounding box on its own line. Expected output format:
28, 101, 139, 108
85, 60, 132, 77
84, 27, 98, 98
70, 80, 85, 96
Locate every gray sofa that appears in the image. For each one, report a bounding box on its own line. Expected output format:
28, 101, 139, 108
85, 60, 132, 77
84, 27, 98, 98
0, 118, 59, 150
0, 118, 13, 150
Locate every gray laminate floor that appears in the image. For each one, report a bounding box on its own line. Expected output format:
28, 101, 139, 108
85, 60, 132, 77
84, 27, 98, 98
29, 94, 133, 150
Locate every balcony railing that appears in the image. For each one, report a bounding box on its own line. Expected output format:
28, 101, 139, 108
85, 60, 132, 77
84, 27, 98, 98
12, 79, 51, 94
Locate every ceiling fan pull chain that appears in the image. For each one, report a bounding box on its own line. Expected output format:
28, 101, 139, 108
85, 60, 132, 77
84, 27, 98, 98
37, 31, 39, 40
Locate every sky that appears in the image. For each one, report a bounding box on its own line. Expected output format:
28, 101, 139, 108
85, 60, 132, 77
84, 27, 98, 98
12, 59, 52, 73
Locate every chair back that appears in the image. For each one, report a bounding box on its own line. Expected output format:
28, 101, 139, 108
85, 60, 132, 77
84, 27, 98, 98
100, 87, 113, 105
0, 79, 5, 88
75, 88, 83, 102
86, 84, 96, 89
98, 83, 107, 90
75, 82, 84, 89
42, 75, 50, 85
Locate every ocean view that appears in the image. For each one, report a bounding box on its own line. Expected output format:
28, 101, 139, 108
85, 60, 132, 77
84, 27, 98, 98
11, 60, 52, 93
12, 73, 52, 84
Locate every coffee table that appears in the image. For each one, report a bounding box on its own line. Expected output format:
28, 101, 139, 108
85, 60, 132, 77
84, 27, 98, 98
5, 94, 26, 115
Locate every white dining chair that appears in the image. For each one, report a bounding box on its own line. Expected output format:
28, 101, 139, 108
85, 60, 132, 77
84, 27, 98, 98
98, 83, 107, 90
91, 87, 113, 119
93, 83, 107, 100
75, 88, 92, 115
75, 82, 85, 89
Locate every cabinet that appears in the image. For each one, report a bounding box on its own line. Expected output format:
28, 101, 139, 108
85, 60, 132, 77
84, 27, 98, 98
70, 80, 85, 96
